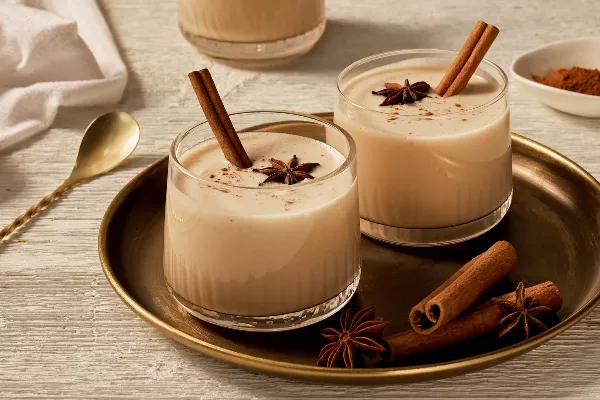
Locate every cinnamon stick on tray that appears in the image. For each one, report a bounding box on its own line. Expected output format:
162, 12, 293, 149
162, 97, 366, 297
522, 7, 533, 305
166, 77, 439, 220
188, 69, 252, 168
436, 21, 500, 97
410, 241, 517, 335
383, 282, 562, 362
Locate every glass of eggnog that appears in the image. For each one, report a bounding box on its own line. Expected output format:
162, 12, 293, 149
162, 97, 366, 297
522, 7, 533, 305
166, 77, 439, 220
164, 111, 360, 331
179, 0, 326, 67
334, 50, 511, 246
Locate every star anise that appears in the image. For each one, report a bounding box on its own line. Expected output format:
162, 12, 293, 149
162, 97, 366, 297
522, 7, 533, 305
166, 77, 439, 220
252, 155, 320, 186
371, 79, 430, 106
495, 282, 554, 339
317, 306, 387, 368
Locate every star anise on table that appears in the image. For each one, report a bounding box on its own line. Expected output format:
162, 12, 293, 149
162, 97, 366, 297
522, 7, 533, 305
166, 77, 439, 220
371, 79, 431, 106
317, 306, 387, 368
495, 282, 554, 340
252, 155, 320, 186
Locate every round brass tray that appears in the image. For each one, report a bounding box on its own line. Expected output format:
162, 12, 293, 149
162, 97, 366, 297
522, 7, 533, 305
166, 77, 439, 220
99, 113, 600, 384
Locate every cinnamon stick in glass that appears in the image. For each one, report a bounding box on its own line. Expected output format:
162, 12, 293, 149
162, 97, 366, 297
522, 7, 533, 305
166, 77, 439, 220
188, 69, 252, 168
409, 241, 517, 335
383, 281, 562, 362
435, 21, 488, 97
436, 21, 499, 97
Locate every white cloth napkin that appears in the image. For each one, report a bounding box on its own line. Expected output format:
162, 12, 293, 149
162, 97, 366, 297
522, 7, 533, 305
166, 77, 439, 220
0, 0, 127, 151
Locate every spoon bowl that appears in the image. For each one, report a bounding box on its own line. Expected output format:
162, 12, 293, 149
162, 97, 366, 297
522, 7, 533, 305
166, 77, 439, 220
69, 112, 140, 183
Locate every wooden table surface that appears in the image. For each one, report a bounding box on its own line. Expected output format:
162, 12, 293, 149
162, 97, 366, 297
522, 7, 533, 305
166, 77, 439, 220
2, 0, 600, 398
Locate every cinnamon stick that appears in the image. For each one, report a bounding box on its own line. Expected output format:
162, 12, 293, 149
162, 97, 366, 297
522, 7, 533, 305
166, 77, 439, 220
409, 241, 516, 335
436, 21, 499, 97
435, 21, 488, 97
496, 280, 562, 311
188, 69, 252, 168
383, 282, 562, 362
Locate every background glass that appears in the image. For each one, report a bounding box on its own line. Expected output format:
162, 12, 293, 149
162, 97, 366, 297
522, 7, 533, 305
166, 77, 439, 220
179, 0, 326, 67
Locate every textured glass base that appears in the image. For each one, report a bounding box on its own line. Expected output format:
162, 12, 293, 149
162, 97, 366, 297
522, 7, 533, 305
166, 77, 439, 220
169, 268, 360, 332
361, 191, 513, 247
179, 20, 326, 68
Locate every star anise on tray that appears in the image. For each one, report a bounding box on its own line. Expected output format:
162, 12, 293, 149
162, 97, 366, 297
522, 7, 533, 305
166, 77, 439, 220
317, 306, 387, 368
495, 282, 554, 340
371, 79, 430, 106
252, 155, 320, 186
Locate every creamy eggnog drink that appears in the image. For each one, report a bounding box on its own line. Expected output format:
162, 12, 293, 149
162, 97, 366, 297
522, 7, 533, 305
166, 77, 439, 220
164, 112, 359, 331
179, 0, 326, 66
335, 50, 511, 245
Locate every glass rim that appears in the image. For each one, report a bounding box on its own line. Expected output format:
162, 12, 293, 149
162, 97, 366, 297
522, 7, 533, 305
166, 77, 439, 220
169, 110, 356, 190
336, 48, 509, 117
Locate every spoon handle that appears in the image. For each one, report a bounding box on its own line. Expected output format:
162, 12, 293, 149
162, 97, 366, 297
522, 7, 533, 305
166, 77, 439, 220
0, 181, 73, 242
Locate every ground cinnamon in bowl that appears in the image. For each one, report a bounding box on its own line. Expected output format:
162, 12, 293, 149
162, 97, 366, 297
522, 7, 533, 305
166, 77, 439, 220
533, 67, 600, 96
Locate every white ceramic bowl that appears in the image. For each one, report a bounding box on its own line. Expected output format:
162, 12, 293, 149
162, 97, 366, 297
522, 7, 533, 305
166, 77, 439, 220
510, 37, 600, 118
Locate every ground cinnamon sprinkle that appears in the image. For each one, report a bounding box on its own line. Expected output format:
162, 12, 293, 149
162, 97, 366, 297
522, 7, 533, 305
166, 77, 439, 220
533, 67, 600, 96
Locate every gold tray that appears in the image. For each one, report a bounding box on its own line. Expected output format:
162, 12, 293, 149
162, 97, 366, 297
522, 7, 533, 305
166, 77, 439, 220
99, 113, 600, 384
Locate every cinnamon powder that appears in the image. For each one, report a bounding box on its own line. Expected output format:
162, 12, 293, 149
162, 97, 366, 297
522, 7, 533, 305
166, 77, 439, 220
533, 67, 600, 96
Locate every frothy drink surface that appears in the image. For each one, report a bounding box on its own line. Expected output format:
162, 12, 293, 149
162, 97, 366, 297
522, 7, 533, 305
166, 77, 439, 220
164, 132, 360, 316
335, 59, 511, 228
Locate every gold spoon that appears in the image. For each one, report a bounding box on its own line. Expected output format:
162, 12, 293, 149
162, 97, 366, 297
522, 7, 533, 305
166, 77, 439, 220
0, 112, 140, 242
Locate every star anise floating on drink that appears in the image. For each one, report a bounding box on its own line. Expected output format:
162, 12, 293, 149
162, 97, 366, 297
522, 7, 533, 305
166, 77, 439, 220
371, 79, 431, 106
252, 155, 320, 186
495, 282, 554, 339
317, 306, 387, 368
